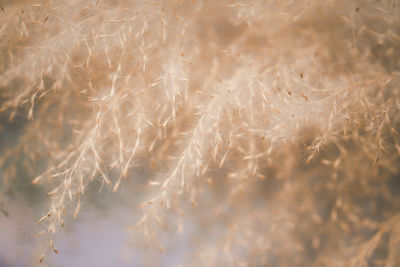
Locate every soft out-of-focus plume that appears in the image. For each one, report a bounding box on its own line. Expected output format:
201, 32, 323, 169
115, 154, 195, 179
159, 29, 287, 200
0, 0, 400, 265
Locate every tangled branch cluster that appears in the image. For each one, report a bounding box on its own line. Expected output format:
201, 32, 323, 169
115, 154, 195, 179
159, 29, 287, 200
0, 0, 400, 265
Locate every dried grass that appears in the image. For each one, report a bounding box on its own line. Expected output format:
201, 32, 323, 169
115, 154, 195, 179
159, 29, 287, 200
0, 0, 399, 265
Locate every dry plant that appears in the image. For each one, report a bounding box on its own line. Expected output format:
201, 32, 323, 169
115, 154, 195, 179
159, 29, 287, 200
0, 0, 400, 266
